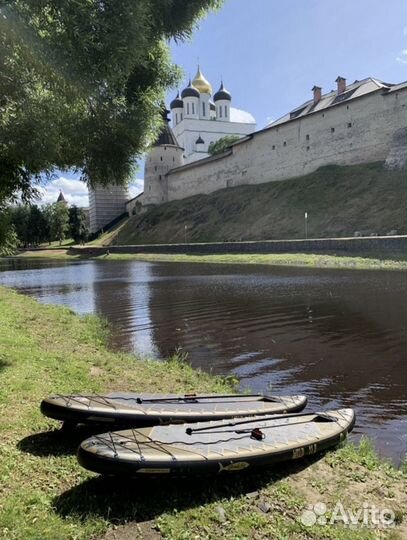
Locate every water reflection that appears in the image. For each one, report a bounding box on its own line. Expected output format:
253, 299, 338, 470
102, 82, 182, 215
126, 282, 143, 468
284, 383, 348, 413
92, 262, 159, 357
0, 258, 406, 463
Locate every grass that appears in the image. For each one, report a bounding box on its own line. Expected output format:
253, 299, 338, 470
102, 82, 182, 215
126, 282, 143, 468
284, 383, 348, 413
114, 162, 407, 245
87, 217, 129, 247
38, 239, 75, 248
13, 249, 407, 271
0, 286, 406, 539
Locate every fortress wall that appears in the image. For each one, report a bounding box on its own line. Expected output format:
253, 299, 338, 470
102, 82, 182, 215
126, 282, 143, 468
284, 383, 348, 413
143, 145, 183, 206
167, 88, 407, 201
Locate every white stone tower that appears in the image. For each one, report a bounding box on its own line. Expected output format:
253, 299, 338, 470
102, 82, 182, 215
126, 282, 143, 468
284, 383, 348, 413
142, 108, 184, 206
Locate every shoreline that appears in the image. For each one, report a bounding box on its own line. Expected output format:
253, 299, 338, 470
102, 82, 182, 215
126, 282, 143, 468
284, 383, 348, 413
10, 248, 407, 271
0, 285, 406, 539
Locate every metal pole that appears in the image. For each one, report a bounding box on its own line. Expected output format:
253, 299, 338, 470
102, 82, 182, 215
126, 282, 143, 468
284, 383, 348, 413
184, 225, 187, 243
305, 212, 308, 239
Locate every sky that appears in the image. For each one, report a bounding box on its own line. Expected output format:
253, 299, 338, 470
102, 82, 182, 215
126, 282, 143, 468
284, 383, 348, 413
40, 0, 407, 207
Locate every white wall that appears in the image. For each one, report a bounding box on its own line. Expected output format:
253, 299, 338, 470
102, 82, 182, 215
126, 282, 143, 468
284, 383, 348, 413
173, 118, 255, 164
167, 88, 407, 201
89, 186, 129, 233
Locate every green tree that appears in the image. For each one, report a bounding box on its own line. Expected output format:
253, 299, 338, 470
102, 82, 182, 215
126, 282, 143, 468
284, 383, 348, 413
69, 206, 89, 244
208, 135, 242, 156
0, 1, 222, 204
0, 221, 18, 255
42, 204, 56, 244
8, 205, 30, 246
26, 205, 49, 245
0, 208, 16, 254
49, 202, 70, 245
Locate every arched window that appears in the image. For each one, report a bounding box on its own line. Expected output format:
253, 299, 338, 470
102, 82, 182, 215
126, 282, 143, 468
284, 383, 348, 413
224, 105, 227, 118
176, 113, 178, 124
202, 102, 206, 117
187, 103, 190, 114
192, 103, 195, 114
219, 106, 222, 118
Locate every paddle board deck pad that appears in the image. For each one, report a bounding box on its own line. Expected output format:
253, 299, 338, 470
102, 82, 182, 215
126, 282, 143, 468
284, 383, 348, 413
41, 393, 307, 427
77, 408, 355, 477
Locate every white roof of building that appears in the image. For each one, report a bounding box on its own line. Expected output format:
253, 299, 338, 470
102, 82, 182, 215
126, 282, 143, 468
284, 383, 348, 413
230, 107, 256, 124
268, 77, 402, 128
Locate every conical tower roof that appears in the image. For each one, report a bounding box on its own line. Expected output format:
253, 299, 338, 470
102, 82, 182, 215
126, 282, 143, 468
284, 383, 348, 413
153, 108, 180, 147
57, 190, 67, 204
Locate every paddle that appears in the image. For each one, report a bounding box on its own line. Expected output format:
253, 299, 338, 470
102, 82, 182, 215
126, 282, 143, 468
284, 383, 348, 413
185, 411, 337, 435
134, 393, 274, 404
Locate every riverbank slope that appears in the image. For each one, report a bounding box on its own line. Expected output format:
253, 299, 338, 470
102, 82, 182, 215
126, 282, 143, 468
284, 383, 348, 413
0, 286, 406, 539
14, 249, 407, 271
114, 162, 407, 244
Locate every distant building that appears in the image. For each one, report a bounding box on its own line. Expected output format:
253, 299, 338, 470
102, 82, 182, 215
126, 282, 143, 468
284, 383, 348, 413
91, 66, 256, 229
88, 185, 129, 234
92, 72, 407, 227
150, 76, 407, 204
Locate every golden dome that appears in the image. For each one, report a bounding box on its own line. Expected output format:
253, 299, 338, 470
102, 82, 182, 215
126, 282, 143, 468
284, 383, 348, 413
192, 66, 212, 95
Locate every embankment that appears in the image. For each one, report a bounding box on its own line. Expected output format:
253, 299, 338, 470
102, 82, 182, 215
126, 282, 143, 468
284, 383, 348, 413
115, 162, 407, 244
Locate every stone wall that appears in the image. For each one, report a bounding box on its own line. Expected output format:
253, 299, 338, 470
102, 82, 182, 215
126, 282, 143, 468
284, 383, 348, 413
167, 87, 407, 201
385, 127, 407, 170
142, 145, 184, 206
70, 235, 407, 257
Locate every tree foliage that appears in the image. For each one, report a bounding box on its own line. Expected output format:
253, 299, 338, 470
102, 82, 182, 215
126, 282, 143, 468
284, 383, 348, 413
208, 135, 242, 156
48, 202, 70, 244
4, 201, 76, 247
69, 205, 88, 244
0, 210, 18, 255
0, 0, 223, 203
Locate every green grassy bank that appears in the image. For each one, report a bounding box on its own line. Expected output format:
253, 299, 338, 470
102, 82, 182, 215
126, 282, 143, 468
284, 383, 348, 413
0, 286, 406, 540
15, 249, 407, 271
114, 162, 407, 245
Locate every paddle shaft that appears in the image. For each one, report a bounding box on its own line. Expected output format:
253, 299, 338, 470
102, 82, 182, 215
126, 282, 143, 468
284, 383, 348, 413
186, 411, 335, 435
135, 393, 269, 404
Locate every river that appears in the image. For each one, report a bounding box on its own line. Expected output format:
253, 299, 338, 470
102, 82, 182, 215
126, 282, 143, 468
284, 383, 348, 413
0, 258, 406, 463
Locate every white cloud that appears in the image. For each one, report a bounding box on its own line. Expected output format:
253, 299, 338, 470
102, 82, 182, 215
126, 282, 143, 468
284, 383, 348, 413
128, 178, 144, 199
230, 107, 256, 124
38, 177, 89, 207
396, 49, 407, 65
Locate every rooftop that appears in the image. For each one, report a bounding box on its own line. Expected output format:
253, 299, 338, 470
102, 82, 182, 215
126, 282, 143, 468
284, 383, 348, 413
268, 77, 404, 128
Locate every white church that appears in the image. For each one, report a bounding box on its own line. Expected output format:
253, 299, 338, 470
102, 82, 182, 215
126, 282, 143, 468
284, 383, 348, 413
89, 66, 256, 232
170, 66, 256, 163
